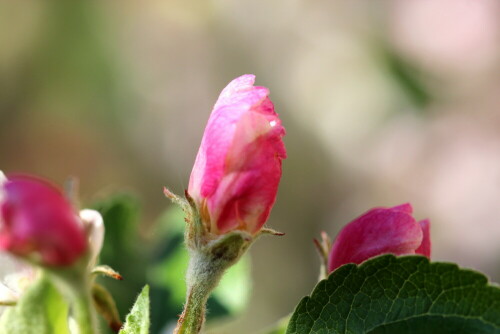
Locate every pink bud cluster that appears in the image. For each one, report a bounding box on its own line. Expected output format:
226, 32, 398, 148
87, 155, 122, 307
0, 76, 433, 280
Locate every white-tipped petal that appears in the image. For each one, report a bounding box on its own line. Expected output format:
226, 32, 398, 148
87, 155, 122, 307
0, 282, 18, 304
0, 170, 6, 203
79, 209, 105, 266
0, 265, 36, 307
3, 268, 35, 295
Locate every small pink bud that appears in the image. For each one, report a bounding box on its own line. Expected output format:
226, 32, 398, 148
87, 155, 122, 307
188, 74, 286, 235
328, 203, 431, 272
0, 175, 88, 267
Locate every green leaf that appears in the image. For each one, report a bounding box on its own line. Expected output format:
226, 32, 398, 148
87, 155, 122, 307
286, 255, 500, 334
0, 274, 69, 334
119, 285, 150, 334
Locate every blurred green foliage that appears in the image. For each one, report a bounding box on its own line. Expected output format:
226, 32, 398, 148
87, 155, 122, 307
0, 274, 69, 334
380, 46, 433, 110
258, 316, 289, 334
92, 194, 147, 332
30, 0, 125, 122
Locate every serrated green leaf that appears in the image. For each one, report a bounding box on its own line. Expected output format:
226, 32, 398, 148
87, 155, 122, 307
119, 285, 150, 334
286, 255, 500, 334
0, 274, 69, 334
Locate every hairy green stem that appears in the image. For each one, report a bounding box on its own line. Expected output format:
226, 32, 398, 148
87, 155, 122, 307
174, 231, 250, 334
71, 287, 98, 334
174, 284, 210, 334
174, 251, 225, 334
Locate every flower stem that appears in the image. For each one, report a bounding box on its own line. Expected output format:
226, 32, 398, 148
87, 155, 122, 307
174, 283, 210, 334
174, 231, 251, 334
174, 251, 223, 334
71, 287, 98, 334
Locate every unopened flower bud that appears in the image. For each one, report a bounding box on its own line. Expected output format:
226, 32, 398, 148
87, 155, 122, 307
188, 74, 286, 235
328, 203, 431, 272
0, 175, 88, 267
170, 76, 286, 334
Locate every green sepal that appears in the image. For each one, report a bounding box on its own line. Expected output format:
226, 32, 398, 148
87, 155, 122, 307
92, 282, 122, 332
204, 230, 252, 263
92, 265, 123, 281
163, 188, 205, 249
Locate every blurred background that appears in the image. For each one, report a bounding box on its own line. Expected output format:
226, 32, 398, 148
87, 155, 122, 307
1, 0, 500, 333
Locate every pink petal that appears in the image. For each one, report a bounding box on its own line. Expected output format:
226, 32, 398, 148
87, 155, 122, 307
209, 134, 283, 233
188, 75, 286, 235
415, 219, 431, 257
214, 74, 259, 109
328, 206, 424, 272
189, 75, 271, 202
390, 203, 413, 214
0, 176, 87, 266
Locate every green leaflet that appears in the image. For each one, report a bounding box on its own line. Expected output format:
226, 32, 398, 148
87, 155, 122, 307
0, 274, 69, 334
287, 255, 500, 334
119, 285, 150, 334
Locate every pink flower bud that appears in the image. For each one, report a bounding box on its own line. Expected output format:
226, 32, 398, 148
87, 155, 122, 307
0, 175, 88, 267
328, 203, 431, 272
188, 74, 286, 235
